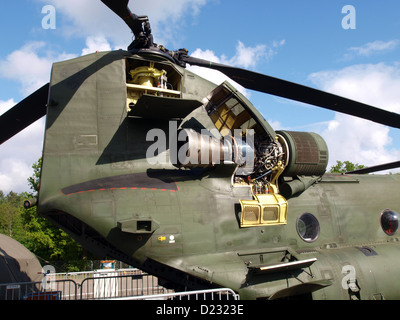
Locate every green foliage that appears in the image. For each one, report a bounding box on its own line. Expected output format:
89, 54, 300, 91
27, 157, 42, 195
329, 160, 365, 173
20, 204, 85, 263
0, 191, 27, 241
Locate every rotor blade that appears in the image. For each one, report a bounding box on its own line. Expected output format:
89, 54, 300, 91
183, 56, 400, 129
0, 83, 49, 145
346, 161, 400, 174
100, 0, 142, 36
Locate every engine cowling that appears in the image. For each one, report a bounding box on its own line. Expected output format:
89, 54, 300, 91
277, 130, 329, 178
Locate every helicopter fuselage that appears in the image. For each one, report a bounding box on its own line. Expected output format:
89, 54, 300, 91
37, 50, 400, 300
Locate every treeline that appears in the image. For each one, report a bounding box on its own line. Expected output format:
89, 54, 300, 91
329, 160, 365, 173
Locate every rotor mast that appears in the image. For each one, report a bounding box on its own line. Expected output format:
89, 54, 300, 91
100, 0, 153, 49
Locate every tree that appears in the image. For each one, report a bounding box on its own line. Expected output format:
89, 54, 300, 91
330, 160, 365, 173
27, 157, 42, 195
0, 191, 26, 239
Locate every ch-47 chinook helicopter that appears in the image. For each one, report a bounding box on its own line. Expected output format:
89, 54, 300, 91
2, 0, 400, 300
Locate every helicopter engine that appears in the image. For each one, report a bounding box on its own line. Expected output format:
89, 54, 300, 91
175, 125, 329, 199
176, 128, 254, 172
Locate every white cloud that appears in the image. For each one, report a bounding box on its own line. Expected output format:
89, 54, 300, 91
309, 63, 400, 171
0, 41, 76, 95
266, 119, 282, 131
0, 158, 37, 194
348, 40, 399, 57
81, 35, 112, 55
309, 63, 400, 111
187, 40, 285, 97
228, 41, 268, 69
37, 0, 210, 48
0, 42, 76, 193
228, 40, 285, 69
187, 47, 250, 97
36, 0, 127, 46
0, 99, 15, 116
0, 99, 44, 193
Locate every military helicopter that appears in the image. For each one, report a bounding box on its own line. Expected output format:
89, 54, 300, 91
2, 0, 400, 300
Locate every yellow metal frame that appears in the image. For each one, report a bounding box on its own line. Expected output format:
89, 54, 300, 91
240, 193, 288, 227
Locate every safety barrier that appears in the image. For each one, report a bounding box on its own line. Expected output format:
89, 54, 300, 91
106, 288, 241, 300
0, 279, 77, 300
0, 270, 239, 300
0, 271, 169, 300
79, 273, 169, 299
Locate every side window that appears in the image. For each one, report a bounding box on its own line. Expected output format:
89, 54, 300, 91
380, 209, 399, 236
296, 213, 320, 242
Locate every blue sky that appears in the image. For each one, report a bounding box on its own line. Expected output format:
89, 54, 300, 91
1, 0, 400, 192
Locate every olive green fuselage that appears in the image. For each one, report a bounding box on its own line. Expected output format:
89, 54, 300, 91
38, 51, 400, 300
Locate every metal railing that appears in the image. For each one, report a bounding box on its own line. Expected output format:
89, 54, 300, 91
105, 288, 240, 300
0, 269, 239, 301
79, 273, 169, 299
53, 268, 143, 282
0, 269, 164, 300
0, 279, 77, 300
